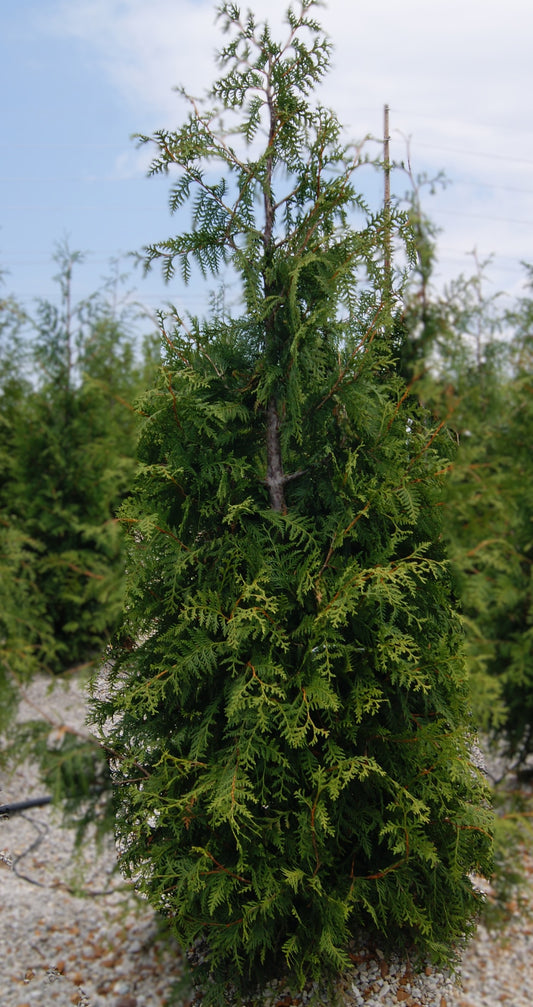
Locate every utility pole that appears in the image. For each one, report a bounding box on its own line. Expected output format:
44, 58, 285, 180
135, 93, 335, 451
383, 103, 392, 303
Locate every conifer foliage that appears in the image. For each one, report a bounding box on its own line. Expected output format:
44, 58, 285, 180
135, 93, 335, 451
0, 246, 155, 677
416, 265, 533, 763
95, 2, 493, 998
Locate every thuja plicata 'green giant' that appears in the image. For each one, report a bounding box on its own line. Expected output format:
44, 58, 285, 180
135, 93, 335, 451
93, 2, 493, 1000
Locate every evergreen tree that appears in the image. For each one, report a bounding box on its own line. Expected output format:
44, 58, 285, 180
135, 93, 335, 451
93, 3, 493, 1000
446, 270, 533, 762
0, 278, 52, 724
1, 245, 159, 675
494, 276, 533, 759
400, 249, 533, 763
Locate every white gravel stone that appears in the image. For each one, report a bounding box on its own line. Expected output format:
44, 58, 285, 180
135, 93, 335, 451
2, 673, 533, 1007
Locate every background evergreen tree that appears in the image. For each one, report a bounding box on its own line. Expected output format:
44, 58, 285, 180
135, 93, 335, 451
493, 277, 533, 760
441, 270, 533, 763
92, 3, 492, 1000
400, 247, 533, 765
0, 245, 159, 677
0, 278, 52, 725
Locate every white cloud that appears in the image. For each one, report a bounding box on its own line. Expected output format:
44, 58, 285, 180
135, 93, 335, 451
111, 144, 156, 180
44, 0, 530, 161
46, 0, 529, 142
43, 0, 533, 293
47, 0, 227, 122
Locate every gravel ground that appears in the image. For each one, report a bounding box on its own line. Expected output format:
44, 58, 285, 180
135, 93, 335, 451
1, 674, 532, 1007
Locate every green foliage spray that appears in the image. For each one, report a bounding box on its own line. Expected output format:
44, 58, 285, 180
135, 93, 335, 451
94, 3, 493, 999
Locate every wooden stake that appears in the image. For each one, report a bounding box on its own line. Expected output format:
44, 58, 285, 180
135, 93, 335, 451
383, 104, 392, 300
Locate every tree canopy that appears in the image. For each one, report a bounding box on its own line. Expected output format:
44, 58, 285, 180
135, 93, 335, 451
89, 4, 493, 1002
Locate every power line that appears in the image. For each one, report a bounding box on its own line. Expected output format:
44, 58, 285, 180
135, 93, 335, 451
393, 139, 533, 167
450, 180, 533, 195
3, 205, 162, 211
433, 208, 533, 227
0, 143, 122, 149
1, 135, 533, 166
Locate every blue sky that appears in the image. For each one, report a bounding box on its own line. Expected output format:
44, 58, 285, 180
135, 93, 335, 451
1, 0, 532, 325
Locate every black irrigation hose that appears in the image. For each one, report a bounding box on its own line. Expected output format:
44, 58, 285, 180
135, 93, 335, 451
3, 805, 125, 897
1, 783, 109, 817
0, 796, 52, 816
11, 812, 50, 887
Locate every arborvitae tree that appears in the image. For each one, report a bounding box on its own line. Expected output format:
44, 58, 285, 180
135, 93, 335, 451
0, 281, 52, 724
93, 3, 493, 1000
399, 247, 533, 762
449, 271, 533, 762
1, 245, 159, 674
398, 259, 511, 730
492, 278, 533, 760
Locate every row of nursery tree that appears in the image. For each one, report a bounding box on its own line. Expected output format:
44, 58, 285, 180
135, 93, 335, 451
0, 247, 159, 717
1, 1, 532, 1002
2, 212, 531, 764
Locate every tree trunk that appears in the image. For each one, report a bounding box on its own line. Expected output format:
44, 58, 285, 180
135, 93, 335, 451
266, 395, 286, 512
